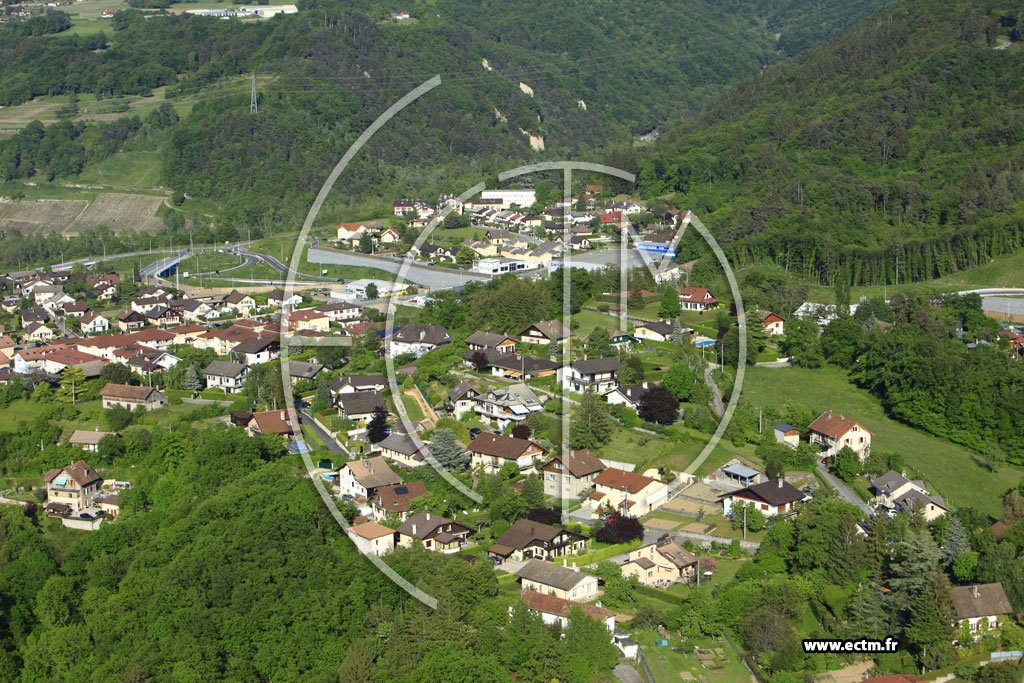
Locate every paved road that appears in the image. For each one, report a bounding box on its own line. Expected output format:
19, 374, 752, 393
298, 410, 344, 454
704, 364, 725, 416
815, 462, 872, 515
308, 245, 491, 289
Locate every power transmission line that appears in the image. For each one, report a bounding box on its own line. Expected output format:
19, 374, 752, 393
250, 73, 258, 113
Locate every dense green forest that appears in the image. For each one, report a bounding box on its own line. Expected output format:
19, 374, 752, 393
635, 0, 1024, 285
0, 0, 890, 232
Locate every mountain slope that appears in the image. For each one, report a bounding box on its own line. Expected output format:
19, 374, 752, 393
637, 0, 1024, 286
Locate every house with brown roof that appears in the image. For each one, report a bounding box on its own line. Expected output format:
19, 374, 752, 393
22, 321, 56, 343
632, 321, 675, 343
224, 292, 257, 316
870, 470, 947, 521
246, 410, 299, 438
951, 583, 1014, 640
808, 411, 872, 460
588, 468, 668, 518
44, 460, 103, 512
515, 559, 598, 601
621, 536, 697, 587
99, 383, 166, 411
489, 519, 588, 563
761, 312, 785, 336
721, 478, 806, 517
466, 331, 517, 354
346, 521, 396, 556
116, 310, 147, 331
469, 433, 545, 475
541, 449, 606, 498
677, 286, 718, 312
338, 390, 386, 424
447, 381, 479, 419
519, 319, 570, 345
371, 481, 428, 523
338, 456, 403, 503
520, 589, 616, 633
395, 512, 470, 553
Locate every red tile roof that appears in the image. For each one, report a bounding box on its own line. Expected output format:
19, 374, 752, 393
521, 589, 615, 621
808, 411, 872, 438
594, 467, 659, 494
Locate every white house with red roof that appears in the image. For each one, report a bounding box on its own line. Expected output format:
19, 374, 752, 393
761, 312, 785, 336
588, 467, 668, 517
808, 411, 872, 460
677, 286, 718, 312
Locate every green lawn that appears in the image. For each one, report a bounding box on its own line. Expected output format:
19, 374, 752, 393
178, 250, 245, 276
75, 151, 164, 188
632, 629, 751, 683
397, 392, 425, 423
572, 308, 623, 337
739, 365, 1022, 518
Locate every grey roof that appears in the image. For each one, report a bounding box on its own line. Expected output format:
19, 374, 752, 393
572, 357, 621, 374
522, 319, 570, 340
636, 321, 673, 336
448, 381, 478, 402
870, 470, 912, 495
233, 336, 279, 354
329, 374, 387, 392
286, 361, 325, 379
378, 433, 425, 458
339, 390, 385, 416
388, 323, 452, 347
773, 423, 798, 433
203, 360, 247, 378
950, 583, 1014, 619
514, 559, 592, 591
722, 463, 759, 479
396, 511, 466, 540
466, 331, 515, 348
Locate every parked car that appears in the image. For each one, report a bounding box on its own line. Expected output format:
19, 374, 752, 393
469, 428, 482, 440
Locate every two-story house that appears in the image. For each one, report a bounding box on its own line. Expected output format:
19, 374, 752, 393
721, 478, 806, 518
371, 481, 428, 523
589, 468, 668, 517
808, 411, 872, 460
385, 323, 452, 357
337, 456, 403, 503
447, 382, 479, 419
377, 433, 429, 468
677, 286, 718, 312
559, 357, 620, 394
346, 521, 396, 557
620, 536, 698, 587
99, 383, 167, 411
870, 470, 947, 521
472, 382, 543, 429
203, 360, 248, 394
515, 559, 598, 602
541, 449, 606, 499
951, 583, 1014, 641
488, 519, 588, 563
395, 512, 470, 553
338, 391, 386, 424
44, 460, 103, 512
466, 331, 517, 354
469, 433, 545, 474
519, 319, 570, 346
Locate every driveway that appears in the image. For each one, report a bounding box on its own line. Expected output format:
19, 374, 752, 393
298, 410, 345, 454
613, 662, 644, 683
815, 462, 872, 515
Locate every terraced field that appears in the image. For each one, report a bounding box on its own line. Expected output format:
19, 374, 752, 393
0, 192, 164, 235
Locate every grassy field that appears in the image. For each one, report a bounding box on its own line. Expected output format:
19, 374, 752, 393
631, 629, 750, 683
178, 250, 245, 275
75, 151, 165, 189
92, 253, 165, 277
738, 365, 1022, 517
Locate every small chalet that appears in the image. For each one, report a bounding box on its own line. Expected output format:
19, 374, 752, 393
519, 319, 570, 345
761, 312, 785, 336
515, 559, 598, 602
466, 331, 517, 354
395, 512, 470, 553
377, 432, 429, 468
773, 423, 800, 449
246, 410, 299, 438
488, 518, 587, 563
559, 357, 620, 394
68, 429, 117, 453
951, 583, 1014, 640
447, 381, 479, 419
721, 478, 805, 517
677, 286, 717, 312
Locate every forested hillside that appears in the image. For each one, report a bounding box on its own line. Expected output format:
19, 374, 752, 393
637, 0, 1024, 286
0, 0, 890, 230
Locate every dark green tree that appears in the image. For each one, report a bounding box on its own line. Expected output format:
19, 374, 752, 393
658, 285, 681, 319
570, 390, 614, 450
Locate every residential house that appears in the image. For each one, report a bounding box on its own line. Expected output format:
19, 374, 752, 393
385, 323, 452, 357
488, 353, 560, 381
633, 321, 674, 343
177, 299, 217, 322
677, 286, 718, 312
96, 493, 120, 518
144, 306, 181, 328
338, 391, 386, 423
0, 335, 15, 360
44, 460, 103, 512
246, 410, 299, 438
559, 357, 620, 394
233, 336, 280, 365
371, 481, 428, 523
950, 583, 1014, 640
20, 308, 49, 327
808, 411, 872, 460
22, 321, 56, 342
285, 309, 330, 333
761, 312, 785, 336
519, 319, 570, 345
224, 292, 257, 316
336, 222, 367, 244
338, 456, 403, 502
266, 289, 304, 308
79, 312, 110, 336
285, 361, 325, 385
329, 373, 388, 397
469, 433, 545, 474
447, 382, 479, 419
870, 470, 948, 521
721, 478, 806, 517
466, 331, 517, 354
315, 301, 362, 322
99, 383, 166, 411
203, 360, 248, 394
515, 559, 598, 601
488, 519, 588, 562
378, 226, 401, 244
346, 521, 396, 556
395, 512, 470, 553
621, 536, 698, 587
377, 433, 429, 468
117, 310, 147, 331
603, 383, 649, 410
472, 382, 543, 429
68, 430, 117, 453
519, 590, 616, 633
589, 468, 668, 517
541, 449, 606, 498
773, 423, 800, 449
